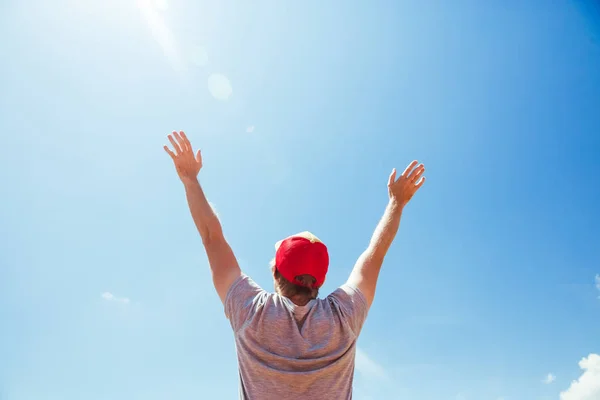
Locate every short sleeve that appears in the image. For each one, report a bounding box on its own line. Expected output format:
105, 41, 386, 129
224, 274, 266, 332
327, 284, 370, 335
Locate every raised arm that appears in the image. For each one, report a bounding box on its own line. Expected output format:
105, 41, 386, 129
164, 131, 241, 304
347, 161, 425, 307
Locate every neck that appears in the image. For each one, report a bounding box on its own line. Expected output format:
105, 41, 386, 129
288, 294, 313, 306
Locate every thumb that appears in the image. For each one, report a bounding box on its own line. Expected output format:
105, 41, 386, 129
195, 149, 202, 163
388, 168, 397, 187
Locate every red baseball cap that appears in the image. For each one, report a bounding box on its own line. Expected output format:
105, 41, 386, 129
274, 231, 329, 288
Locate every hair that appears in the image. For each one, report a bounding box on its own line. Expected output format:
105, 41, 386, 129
270, 259, 319, 303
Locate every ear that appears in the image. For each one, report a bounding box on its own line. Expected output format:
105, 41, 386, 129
269, 258, 277, 274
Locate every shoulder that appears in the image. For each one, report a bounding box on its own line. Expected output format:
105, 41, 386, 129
327, 284, 368, 307
224, 275, 269, 327
323, 284, 370, 335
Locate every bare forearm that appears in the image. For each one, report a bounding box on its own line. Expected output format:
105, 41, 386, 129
182, 178, 241, 304
367, 199, 404, 260
348, 162, 425, 307
348, 199, 404, 306
182, 178, 223, 244
165, 131, 241, 303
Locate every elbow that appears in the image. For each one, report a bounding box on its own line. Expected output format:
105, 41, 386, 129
364, 245, 387, 265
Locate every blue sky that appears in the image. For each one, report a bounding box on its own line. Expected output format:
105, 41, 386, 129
1, 0, 600, 399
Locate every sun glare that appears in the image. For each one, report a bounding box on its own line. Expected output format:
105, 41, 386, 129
136, 0, 184, 72
207, 73, 233, 101
154, 0, 168, 11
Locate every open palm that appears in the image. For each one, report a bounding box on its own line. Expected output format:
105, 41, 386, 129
163, 131, 202, 182
387, 160, 426, 206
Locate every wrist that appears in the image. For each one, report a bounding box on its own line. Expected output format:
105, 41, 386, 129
388, 198, 405, 212
181, 176, 200, 188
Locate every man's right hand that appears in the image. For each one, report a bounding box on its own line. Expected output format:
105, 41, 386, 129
164, 131, 203, 184
387, 160, 426, 207
346, 160, 426, 308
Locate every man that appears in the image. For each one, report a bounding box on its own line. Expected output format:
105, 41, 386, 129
164, 131, 426, 399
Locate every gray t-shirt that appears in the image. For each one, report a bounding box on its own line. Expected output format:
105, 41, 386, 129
224, 274, 370, 400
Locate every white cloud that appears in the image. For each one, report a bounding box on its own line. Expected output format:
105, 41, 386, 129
207, 73, 233, 101
101, 292, 130, 304
246, 125, 255, 133
355, 347, 387, 380
595, 275, 600, 298
543, 373, 556, 384
560, 354, 600, 400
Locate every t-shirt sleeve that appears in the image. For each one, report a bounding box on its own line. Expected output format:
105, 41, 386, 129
327, 284, 370, 336
224, 274, 266, 332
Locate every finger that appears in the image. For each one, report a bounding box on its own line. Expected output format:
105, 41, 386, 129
402, 160, 419, 178
195, 149, 201, 163
180, 131, 193, 152
163, 145, 176, 160
168, 134, 182, 155
409, 165, 425, 182
388, 168, 397, 186
415, 176, 426, 189
173, 131, 188, 152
